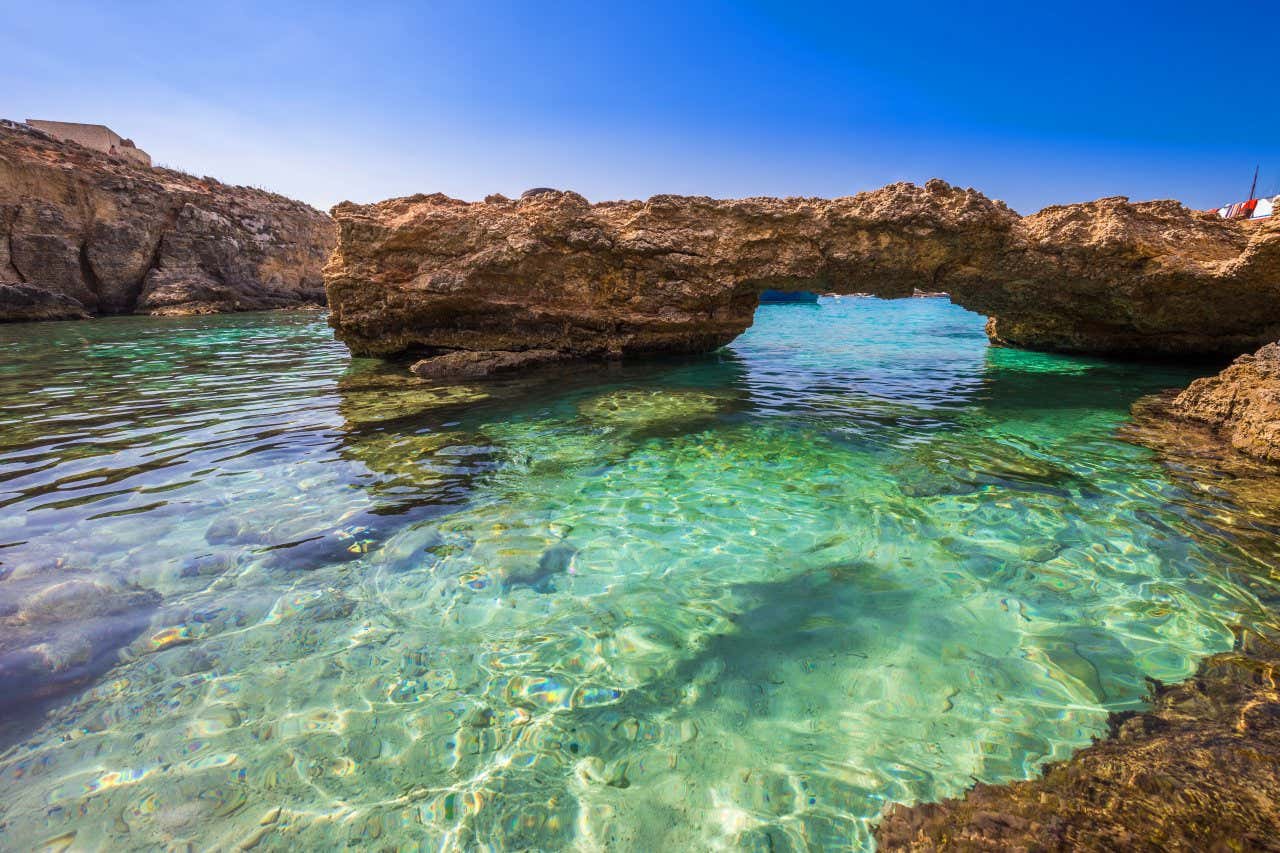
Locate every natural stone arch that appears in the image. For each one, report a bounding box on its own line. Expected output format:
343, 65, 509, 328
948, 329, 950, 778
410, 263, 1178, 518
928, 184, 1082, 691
324, 182, 1280, 372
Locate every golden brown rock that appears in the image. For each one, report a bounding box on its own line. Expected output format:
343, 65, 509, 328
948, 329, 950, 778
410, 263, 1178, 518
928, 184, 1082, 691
1162, 342, 1280, 463
324, 183, 1280, 364
0, 119, 336, 319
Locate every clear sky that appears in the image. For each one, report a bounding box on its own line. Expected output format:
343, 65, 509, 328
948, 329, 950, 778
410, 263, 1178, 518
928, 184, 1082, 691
4, 0, 1277, 214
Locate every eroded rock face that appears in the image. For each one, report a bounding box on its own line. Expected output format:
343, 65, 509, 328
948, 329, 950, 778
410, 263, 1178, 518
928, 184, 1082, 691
1163, 342, 1280, 463
324, 183, 1280, 364
0, 120, 337, 319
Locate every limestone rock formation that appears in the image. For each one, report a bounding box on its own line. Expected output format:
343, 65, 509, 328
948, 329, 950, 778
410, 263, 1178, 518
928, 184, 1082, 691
1161, 341, 1280, 463
0, 572, 160, 710
0, 119, 336, 320
324, 183, 1280, 366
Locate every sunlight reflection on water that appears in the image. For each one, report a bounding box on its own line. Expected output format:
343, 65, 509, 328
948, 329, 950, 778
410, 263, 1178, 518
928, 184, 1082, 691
0, 300, 1276, 850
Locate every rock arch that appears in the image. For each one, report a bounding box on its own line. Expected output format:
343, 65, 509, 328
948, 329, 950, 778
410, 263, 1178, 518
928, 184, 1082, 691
324, 181, 1280, 371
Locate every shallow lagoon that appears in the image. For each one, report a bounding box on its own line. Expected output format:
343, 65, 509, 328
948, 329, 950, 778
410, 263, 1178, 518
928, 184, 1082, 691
1, 299, 1278, 850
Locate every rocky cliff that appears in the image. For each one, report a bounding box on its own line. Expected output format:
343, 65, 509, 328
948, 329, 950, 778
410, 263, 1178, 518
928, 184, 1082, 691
324, 182, 1280, 370
0, 120, 336, 320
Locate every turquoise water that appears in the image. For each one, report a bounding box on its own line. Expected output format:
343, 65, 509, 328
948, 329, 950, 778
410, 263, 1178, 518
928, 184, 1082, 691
1, 299, 1277, 850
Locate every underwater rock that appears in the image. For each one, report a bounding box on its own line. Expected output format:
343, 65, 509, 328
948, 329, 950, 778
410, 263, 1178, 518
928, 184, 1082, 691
875, 629, 1280, 851
499, 542, 577, 592
326, 183, 1280, 362
578, 389, 726, 430
0, 119, 335, 317
1164, 341, 1280, 463
204, 516, 264, 546
257, 518, 382, 570
410, 349, 567, 380
574, 755, 630, 788
0, 573, 160, 709
180, 552, 241, 578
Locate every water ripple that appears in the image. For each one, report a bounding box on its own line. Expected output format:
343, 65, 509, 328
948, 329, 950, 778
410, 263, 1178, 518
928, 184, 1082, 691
0, 302, 1276, 850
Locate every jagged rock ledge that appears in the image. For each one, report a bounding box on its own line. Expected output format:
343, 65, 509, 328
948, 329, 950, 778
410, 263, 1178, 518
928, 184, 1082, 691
324, 183, 1280, 372
0, 119, 337, 320
1163, 341, 1280, 463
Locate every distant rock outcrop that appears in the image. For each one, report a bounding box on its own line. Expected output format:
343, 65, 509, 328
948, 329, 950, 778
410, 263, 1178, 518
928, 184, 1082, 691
1164, 341, 1280, 463
0, 120, 336, 320
324, 183, 1280, 367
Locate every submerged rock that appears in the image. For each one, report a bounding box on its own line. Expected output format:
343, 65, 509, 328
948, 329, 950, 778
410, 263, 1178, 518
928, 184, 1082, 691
578, 389, 726, 430
410, 349, 567, 380
0, 119, 336, 317
0, 572, 160, 709
499, 542, 578, 592
325, 183, 1280, 363
1164, 341, 1280, 463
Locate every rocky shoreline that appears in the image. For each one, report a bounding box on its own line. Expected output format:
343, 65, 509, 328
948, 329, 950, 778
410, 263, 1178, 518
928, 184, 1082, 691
7, 128, 1280, 845
0, 119, 336, 320
875, 628, 1280, 851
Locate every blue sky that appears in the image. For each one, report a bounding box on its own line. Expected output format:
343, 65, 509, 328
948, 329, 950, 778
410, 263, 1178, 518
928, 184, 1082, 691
4, 0, 1277, 213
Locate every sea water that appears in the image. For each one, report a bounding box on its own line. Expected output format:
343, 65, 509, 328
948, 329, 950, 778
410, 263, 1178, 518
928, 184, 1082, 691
1, 299, 1277, 850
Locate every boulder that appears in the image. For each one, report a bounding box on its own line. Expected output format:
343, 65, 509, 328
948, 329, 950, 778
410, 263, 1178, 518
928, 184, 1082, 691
1165, 341, 1280, 463
0, 281, 90, 321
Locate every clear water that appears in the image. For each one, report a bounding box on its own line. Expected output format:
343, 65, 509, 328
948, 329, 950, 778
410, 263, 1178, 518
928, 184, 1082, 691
1, 299, 1277, 850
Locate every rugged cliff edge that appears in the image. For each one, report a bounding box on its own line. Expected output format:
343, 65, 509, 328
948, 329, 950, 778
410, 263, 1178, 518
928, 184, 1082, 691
0, 120, 336, 320
324, 182, 1280, 369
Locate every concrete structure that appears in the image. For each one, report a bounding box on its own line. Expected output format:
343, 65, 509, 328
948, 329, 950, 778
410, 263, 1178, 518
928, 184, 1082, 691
24, 120, 151, 167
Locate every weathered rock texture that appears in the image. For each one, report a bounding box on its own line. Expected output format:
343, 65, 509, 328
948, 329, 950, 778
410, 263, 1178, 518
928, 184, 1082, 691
325, 183, 1280, 365
1163, 341, 1280, 463
0, 120, 336, 320
875, 628, 1280, 851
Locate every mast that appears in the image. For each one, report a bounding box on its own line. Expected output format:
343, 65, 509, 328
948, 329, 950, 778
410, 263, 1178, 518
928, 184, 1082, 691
1248, 165, 1259, 201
